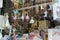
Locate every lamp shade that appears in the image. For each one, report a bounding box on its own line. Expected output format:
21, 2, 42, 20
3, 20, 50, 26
29, 17, 34, 24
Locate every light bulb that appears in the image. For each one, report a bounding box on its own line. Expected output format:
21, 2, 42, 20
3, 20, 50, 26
29, 17, 34, 24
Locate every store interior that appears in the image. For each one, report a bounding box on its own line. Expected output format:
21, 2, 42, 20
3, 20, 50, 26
0, 0, 59, 40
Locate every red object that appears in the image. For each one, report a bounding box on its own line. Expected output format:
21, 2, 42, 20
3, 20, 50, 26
29, 34, 35, 40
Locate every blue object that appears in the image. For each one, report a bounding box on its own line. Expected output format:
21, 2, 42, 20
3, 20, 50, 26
13, 9, 18, 15
16, 34, 22, 38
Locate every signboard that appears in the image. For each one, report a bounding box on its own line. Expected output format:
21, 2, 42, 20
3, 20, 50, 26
0, 0, 3, 8
48, 29, 60, 40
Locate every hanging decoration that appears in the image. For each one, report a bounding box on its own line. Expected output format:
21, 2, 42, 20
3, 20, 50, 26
13, 15, 17, 20
41, 4, 44, 9
44, 11, 48, 17
25, 13, 30, 21
5, 13, 10, 28
13, 9, 18, 15
21, 14, 24, 21
29, 17, 34, 24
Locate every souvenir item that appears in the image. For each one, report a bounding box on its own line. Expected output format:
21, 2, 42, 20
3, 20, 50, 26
13, 9, 18, 15
5, 13, 10, 28
25, 13, 30, 21
41, 4, 44, 9
44, 11, 48, 17
29, 17, 34, 24
21, 14, 24, 21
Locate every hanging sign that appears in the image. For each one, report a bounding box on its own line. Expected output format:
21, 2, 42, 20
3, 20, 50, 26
48, 29, 60, 40
0, 0, 3, 8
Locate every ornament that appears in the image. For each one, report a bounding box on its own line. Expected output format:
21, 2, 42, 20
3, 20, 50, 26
25, 13, 30, 21
21, 14, 24, 21
41, 4, 44, 9
5, 13, 10, 28
29, 17, 34, 24
13, 9, 18, 15
44, 11, 48, 17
